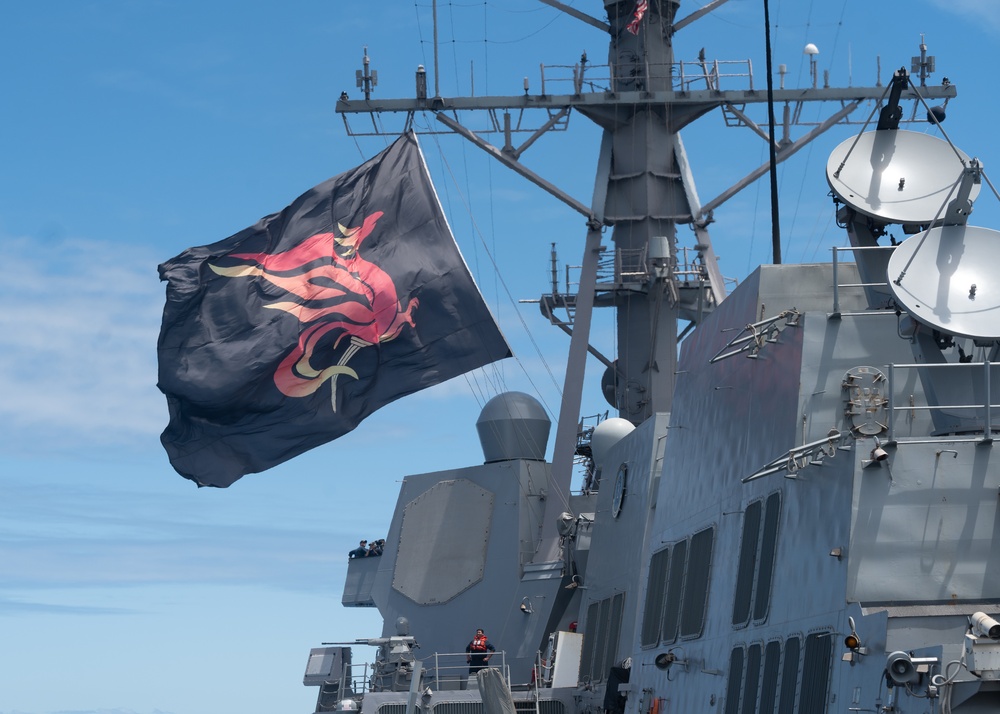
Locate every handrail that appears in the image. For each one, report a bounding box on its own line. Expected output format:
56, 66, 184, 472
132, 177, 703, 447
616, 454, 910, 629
340, 650, 515, 694
426, 649, 510, 690
327, 650, 510, 697
886, 360, 997, 443
831, 244, 897, 315
540, 59, 755, 94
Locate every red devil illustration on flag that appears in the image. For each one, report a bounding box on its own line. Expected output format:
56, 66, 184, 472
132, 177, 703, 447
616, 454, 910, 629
157, 133, 511, 487
208, 211, 419, 408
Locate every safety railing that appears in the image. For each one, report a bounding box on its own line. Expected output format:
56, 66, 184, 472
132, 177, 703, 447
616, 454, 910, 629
424, 650, 511, 691
336, 651, 514, 696
886, 360, 999, 444
583, 245, 715, 287
830, 244, 899, 316
539, 59, 755, 96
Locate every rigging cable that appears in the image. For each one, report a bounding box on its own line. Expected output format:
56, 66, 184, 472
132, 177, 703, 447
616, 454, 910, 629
412, 0, 507, 410
427, 130, 564, 418
439, 0, 558, 527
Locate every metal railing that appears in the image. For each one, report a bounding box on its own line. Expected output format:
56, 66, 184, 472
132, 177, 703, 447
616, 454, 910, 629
830, 244, 898, 316
886, 360, 998, 443
424, 650, 511, 691
538, 59, 754, 96
564, 245, 717, 290
338, 651, 514, 695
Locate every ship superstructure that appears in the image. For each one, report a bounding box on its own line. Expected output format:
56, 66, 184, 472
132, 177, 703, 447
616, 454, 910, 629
302, 2, 1000, 712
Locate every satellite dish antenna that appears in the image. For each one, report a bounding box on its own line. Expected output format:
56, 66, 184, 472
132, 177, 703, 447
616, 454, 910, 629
827, 130, 980, 225
887, 224, 1000, 340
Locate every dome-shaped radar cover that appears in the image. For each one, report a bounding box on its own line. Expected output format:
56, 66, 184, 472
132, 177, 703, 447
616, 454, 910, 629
590, 418, 636, 472
476, 391, 551, 462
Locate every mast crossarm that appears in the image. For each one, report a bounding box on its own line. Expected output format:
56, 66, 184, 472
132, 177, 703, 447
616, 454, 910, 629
336, 85, 955, 116
337, 83, 955, 137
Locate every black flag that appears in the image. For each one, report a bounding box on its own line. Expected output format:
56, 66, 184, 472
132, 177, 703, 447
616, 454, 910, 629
157, 133, 511, 487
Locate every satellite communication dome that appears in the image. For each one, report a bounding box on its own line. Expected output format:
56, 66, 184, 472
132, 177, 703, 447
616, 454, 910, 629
476, 392, 551, 463
590, 418, 636, 472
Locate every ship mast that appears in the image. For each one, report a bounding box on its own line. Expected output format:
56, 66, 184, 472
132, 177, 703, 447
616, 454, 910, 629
586, 0, 691, 423
335, 0, 956, 562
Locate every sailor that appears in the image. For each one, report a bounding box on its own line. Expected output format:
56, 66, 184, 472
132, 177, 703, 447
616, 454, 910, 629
465, 628, 495, 674
348, 539, 368, 559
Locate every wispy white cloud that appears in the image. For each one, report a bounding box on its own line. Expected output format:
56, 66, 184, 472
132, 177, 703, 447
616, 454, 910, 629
0, 596, 133, 617
0, 524, 341, 592
26, 709, 155, 714
0, 235, 165, 454
925, 0, 1000, 32
0, 467, 358, 595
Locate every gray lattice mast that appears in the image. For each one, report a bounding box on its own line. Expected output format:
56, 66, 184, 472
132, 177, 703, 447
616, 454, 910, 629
336, 0, 955, 563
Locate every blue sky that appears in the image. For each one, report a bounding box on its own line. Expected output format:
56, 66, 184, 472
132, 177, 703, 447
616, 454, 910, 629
2, 1, 999, 713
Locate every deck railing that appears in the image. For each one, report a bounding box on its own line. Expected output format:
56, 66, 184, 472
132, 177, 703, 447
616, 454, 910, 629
830, 244, 898, 316
885, 360, 998, 444
339, 651, 514, 696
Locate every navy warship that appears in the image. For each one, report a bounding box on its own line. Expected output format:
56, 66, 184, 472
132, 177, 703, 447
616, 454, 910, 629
301, 2, 1000, 712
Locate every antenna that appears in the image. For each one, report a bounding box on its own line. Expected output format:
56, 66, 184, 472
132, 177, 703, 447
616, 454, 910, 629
826, 130, 979, 225
804, 43, 819, 88
887, 225, 1000, 340
911, 34, 936, 86
356, 46, 378, 101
